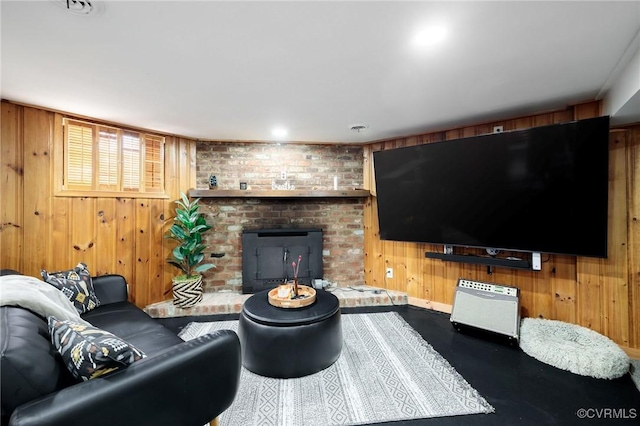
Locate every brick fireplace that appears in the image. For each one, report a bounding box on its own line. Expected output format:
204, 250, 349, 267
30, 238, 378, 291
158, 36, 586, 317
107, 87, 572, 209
195, 141, 366, 293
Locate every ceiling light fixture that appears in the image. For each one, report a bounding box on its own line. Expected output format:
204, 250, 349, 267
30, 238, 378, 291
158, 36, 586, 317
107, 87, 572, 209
51, 0, 102, 15
349, 124, 369, 133
272, 127, 288, 139
413, 25, 447, 47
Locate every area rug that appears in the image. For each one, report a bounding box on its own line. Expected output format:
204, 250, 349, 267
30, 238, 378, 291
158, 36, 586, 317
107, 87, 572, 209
519, 318, 630, 380
179, 312, 494, 426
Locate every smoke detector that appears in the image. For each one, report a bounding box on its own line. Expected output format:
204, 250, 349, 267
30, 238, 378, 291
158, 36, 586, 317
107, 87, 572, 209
349, 124, 369, 133
51, 0, 103, 16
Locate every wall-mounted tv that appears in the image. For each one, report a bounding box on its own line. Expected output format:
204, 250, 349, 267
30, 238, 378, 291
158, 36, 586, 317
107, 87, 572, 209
373, 116, 610, 258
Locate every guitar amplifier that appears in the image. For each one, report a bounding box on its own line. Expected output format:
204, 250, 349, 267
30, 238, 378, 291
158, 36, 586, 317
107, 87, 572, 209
450, 278, 520, 341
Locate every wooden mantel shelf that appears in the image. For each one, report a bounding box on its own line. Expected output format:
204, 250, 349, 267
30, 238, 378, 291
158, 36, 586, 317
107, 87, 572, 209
189, 189, 370, 198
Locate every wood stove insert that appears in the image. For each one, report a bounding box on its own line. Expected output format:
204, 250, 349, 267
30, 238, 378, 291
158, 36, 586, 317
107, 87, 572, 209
241, 228, 323, 294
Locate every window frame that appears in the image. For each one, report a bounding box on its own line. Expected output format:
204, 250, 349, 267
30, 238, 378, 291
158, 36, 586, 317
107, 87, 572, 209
54, 117, 169, 199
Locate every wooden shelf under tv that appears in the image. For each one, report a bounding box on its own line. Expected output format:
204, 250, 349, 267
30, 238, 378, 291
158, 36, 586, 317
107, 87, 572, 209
189, 189, 371, 199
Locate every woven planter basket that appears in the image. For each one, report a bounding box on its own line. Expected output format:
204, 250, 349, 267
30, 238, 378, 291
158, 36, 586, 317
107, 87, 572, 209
172, 275, 204, 308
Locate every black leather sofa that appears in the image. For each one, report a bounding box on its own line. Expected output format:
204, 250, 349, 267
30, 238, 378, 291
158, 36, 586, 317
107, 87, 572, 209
1, 272, 241, 426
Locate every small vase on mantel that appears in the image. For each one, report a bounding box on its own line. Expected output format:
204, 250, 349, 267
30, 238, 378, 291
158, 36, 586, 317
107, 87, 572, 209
209, 175, 218, 189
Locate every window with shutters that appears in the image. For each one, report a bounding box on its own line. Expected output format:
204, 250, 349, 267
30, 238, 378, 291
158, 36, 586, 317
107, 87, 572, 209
58, 118, 166, 197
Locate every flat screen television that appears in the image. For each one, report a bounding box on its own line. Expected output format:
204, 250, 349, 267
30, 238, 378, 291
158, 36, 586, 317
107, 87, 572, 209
373, 116, 610, 258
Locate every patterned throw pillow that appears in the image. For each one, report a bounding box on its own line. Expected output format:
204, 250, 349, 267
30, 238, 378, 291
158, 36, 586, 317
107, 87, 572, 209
41, 262, 100, 314
48, 317, 146, 381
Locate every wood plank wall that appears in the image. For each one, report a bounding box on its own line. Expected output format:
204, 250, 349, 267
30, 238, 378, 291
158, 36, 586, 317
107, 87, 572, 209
2, 100, 638, 351
363, 101, 640, 350
0, 102, 196, 308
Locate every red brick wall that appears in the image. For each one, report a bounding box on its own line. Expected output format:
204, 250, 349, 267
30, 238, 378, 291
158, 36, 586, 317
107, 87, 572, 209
196, 142, 365, 292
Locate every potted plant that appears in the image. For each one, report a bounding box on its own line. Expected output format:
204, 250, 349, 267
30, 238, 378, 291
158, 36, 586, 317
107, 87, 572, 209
165, 192, 215, 308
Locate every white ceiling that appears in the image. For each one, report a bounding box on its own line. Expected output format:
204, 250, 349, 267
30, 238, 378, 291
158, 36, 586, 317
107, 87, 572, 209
2, 1, 640, 143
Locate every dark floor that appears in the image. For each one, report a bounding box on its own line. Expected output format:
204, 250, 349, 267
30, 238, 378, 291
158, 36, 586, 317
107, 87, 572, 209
158, 305, 640, 426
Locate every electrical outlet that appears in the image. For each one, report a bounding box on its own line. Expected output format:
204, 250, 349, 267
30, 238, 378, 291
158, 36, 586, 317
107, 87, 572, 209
493, 125, 504, 133
385, 268, 393, 279
280, 171, 287, 180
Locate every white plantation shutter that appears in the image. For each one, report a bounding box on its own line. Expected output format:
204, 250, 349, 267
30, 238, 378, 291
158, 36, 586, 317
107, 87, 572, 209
63, 118, 165, 196
98, 127, 118, 190
122, 131, 141, 191
144, 135, 164, 192
66, 122, 93, 189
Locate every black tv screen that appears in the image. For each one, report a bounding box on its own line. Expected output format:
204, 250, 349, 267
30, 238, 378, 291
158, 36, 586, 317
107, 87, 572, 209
373, 116, 610, 258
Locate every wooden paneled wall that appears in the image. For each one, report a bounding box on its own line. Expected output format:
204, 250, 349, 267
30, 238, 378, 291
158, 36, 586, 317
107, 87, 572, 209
0, 101, 196, 308
363, 101, 640, 350
3, 100, 638, 351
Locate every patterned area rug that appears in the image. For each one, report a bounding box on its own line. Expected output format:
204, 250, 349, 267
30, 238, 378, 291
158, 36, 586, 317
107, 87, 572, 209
179, 312, 494, 426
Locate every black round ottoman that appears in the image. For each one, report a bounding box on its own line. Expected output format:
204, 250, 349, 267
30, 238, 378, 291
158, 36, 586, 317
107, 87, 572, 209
238, 289, 342, 378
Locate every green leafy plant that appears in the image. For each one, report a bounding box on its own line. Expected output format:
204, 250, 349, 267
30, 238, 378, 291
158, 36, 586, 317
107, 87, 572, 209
165, 192, 215, 280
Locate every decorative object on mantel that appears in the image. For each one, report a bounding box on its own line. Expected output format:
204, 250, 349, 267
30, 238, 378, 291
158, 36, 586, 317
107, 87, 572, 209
165, 192, 215, 308
271, 179, 295, 190
208, 174, 217, 189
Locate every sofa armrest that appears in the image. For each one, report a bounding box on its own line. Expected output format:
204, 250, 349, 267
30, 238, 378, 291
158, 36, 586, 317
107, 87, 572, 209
9, 330, 241, 426
91, 274, 129, 305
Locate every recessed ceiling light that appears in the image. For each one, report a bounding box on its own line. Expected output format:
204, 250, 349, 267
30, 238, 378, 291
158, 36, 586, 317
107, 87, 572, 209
412, 25, 447, 47
272, 127, 288, 139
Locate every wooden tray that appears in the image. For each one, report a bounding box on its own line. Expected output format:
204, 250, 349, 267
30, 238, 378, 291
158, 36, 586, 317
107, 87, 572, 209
268, 284, 316, 308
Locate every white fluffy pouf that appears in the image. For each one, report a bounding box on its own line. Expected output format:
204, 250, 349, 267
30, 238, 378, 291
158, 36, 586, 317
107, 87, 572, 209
520, 318, 630, 380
